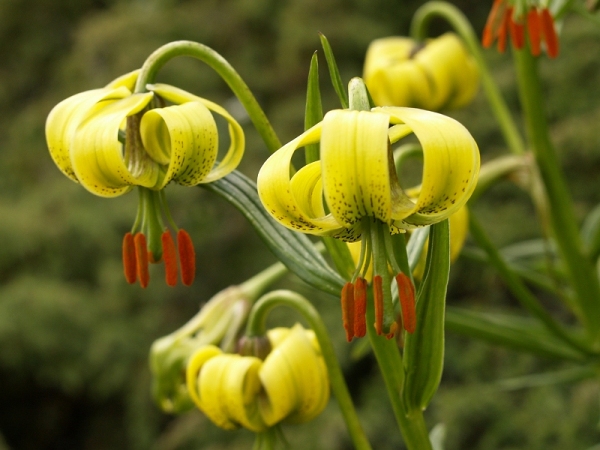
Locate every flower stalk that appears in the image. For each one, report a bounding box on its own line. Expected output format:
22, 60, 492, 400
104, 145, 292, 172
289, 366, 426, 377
513, 48, 600, 346
410, 1, 526, 155
246, 290, 373, 450
134, 40, 281, 152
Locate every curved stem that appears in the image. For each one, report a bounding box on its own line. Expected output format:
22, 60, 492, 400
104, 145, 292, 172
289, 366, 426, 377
246, 290, 372, 450
410, 1, 525, 155
134, 40, 281, 153
366, 301, 433, 450
513, 48, 600, 346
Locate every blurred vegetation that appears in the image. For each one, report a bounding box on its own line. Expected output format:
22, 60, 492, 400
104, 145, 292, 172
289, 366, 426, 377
1, 0, 600, 449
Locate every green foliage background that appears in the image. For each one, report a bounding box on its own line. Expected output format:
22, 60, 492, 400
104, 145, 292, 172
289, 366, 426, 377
1, 0, 600, 449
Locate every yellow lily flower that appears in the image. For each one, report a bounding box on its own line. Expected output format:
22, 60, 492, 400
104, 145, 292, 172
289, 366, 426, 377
46, 71, 245, 287
257, 107, 479, 337
186, 324, 329, 432
363, 33, 479, 110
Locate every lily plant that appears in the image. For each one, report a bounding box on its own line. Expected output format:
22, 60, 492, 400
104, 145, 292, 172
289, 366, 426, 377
43, 0, 600, 449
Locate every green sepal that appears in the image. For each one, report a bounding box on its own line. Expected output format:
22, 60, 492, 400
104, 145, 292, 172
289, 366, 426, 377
445, 307, 587, 362
304, 52, 323, 165
318, 33, 349, 109
202, 170, 345, 296
402, 220, 450, 414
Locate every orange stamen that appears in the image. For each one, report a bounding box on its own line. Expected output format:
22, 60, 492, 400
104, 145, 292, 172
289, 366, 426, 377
373, 275, 384, 335
540, 8, 559, 58
527, 8, 542, 56
508, 9, 525, 49
122, 232, 137, 284
161, 231, 178, 287
134, 233, 150, 288
396, 273, 417, 334
354, 278, 367, 338
177, 229, 196, 286
341, 282, 355, 342
497, 8, 510, 53
482, 0, 505, 48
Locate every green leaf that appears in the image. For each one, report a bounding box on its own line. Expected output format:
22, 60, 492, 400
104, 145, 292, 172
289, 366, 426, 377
318, 33, 348, 109
304, 51, 323, 165
402, 220, 450, 413
497, 365, 598, 391
202, 170, 345, 296
445, 307, 587, 361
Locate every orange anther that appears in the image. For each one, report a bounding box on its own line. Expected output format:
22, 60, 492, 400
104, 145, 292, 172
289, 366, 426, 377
354, 278, 367, 338
161, 231, 178, 287
540, 8, 559, 58
497, 8, 510, 53
527, 9, 542, 56
177, 229, 196, 286
122, 232, 137, 284
373, 275, 384, 335
396, 273, 416, 334
508, 9, 525, 49
341, 282, 355, 342
482, 0, 505, 48
134, 233, 150, 288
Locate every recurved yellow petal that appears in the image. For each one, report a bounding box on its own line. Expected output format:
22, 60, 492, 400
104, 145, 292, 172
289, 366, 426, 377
321, 110, 392, 225
380, 107, 479, 228
259, 324, 329, 426
45, 86, 132, 182
140, 102, 219, 189
104, 69, 140, 91
185, 345, 223, 413
257, 123, 344, 236
147, 84, 245, 184
70, 92, 158, 197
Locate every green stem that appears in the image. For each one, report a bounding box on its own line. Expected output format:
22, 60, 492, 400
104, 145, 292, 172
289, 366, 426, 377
134, 40, 281, 153
513, 48, 600, 346
246, 290, 373, 450
410, 1, 525, 155
239, 262, 288, 301
469, 214, 593, 356
173, 262, 287, 341
366, 303, 433, 450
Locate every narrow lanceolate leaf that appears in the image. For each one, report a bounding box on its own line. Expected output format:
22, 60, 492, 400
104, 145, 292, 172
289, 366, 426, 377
202, 170, 345, 296
402, 220, 450, 414
445, 307, 586, 362
304, 52, 323, 165
318, 33, 348, 109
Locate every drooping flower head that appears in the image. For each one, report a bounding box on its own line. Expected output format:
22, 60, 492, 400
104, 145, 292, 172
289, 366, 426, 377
482, 0, 559, 58
46, 71, 244, 287
186, 324, 329, 432
363, 33, 479, 110
257, 107, 479, 338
